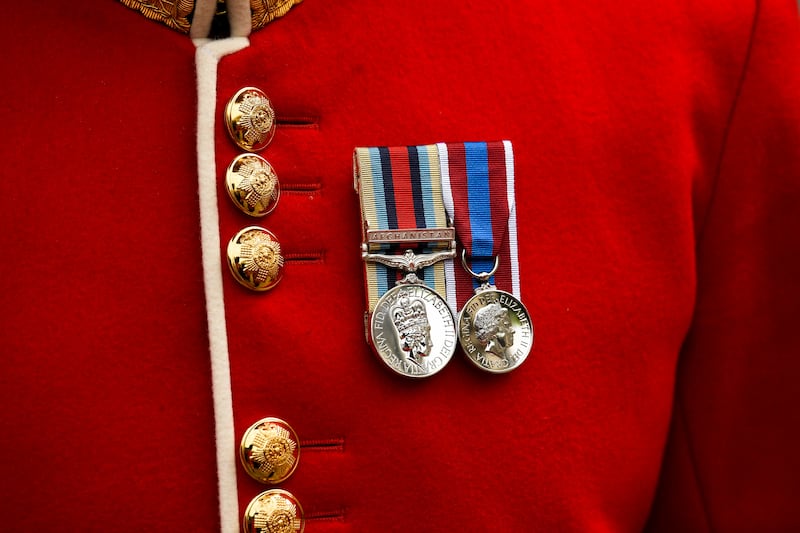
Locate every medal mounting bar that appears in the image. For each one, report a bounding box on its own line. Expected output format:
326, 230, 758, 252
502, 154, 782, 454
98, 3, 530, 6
361, 225, 456, 268
364, 227, 455, 246
362, 226, 455, 274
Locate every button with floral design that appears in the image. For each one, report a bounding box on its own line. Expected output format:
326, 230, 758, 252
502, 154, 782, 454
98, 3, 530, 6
243, 489, 304, 533
225, 153, 280, 217
240, 417, 300, 484
225, 87, 276, 152
226, 227, 284, 291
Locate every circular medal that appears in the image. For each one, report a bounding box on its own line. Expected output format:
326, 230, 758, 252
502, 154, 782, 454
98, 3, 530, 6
458, 289, 534, 373
370, 283, 457, 378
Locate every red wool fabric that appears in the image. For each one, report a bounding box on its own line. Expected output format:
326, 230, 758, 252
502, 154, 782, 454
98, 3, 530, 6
0, 1, 798, 531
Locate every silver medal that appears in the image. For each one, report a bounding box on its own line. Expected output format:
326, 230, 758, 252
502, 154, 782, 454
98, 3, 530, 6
458, 287, 533, 373
371, 278, 457, 378
364, 248, 457, 378
457, 253, 534, 373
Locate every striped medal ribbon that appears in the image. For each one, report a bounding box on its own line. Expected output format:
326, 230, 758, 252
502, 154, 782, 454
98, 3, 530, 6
439, 141, 534, 373
354, 145, 458, 378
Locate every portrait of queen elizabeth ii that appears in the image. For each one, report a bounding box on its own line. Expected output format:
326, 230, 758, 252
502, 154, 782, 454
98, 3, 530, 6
473, 302, 515, 358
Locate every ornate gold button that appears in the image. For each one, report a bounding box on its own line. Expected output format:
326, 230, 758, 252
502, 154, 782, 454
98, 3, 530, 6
227, 227, 284, 291
243, 489, 304, 533
225, 154, 280, 217
240, 417, 300, 484
225, 87, 276, 152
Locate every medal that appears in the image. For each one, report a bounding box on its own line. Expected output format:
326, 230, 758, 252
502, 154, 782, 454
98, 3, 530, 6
439, 141, 534, 372
354, 145, 458, 378
367, 250, 457, 378
457, 253, 533, 373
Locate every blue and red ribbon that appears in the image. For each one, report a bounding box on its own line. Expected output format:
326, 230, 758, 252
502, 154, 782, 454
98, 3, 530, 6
440, 140, 519, 309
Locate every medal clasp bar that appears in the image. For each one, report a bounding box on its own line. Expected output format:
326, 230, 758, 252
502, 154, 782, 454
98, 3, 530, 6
361, 225, 458, 379
361, 227, 456, 275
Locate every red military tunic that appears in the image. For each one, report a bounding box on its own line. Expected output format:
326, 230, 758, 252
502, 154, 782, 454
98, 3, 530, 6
1, 1, 799, 531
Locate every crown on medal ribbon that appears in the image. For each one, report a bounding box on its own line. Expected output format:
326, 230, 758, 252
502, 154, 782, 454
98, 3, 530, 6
392, 294, 429, 336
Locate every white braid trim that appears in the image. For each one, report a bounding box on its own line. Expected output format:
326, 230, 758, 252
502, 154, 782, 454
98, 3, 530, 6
195, 36, 250, 533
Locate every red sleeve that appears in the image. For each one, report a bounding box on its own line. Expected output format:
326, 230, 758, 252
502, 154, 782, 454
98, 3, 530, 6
647, 1, 800, 530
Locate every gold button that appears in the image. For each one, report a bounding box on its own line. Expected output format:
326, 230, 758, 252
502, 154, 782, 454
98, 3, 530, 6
225, 154, 280, 217
240, 417, 300, 484
225, 87, 276, 152
227, 227, 284, 291
243, 489, 304, 533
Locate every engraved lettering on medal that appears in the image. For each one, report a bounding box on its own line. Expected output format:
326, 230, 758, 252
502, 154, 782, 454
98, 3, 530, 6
370, 284, 457, 378
366, 228, 455, 245
375, 329, 390, 353
458, 289, 534, 374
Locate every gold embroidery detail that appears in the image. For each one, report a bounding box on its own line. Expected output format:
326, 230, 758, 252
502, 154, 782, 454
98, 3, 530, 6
118, 0, 304, 34
118, 0, 194, 33
251, 0, 304, 32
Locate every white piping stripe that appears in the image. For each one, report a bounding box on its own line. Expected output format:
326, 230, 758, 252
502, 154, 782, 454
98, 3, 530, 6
438, 142, 458, 315
195, 36, 250, 533
503, 140, 521, 299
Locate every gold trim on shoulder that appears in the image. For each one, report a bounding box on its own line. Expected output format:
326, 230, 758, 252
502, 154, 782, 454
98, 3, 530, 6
251, 0, 303, 32
119, 0, 194, 33
118, 0, 304, 35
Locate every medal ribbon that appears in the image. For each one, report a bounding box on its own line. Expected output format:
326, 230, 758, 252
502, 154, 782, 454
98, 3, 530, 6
355, 145, 450, 312
439, 140, 520, 310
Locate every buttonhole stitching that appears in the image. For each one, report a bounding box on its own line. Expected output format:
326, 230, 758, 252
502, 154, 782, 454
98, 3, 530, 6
285, 251, 326, 264
299, 437, 345, 452
276, 116, 319, 129
282, 182, 322, 197
306, 509, 346, 522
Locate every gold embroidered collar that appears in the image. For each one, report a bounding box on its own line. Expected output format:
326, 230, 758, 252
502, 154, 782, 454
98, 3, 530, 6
118, 0, 302, 34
